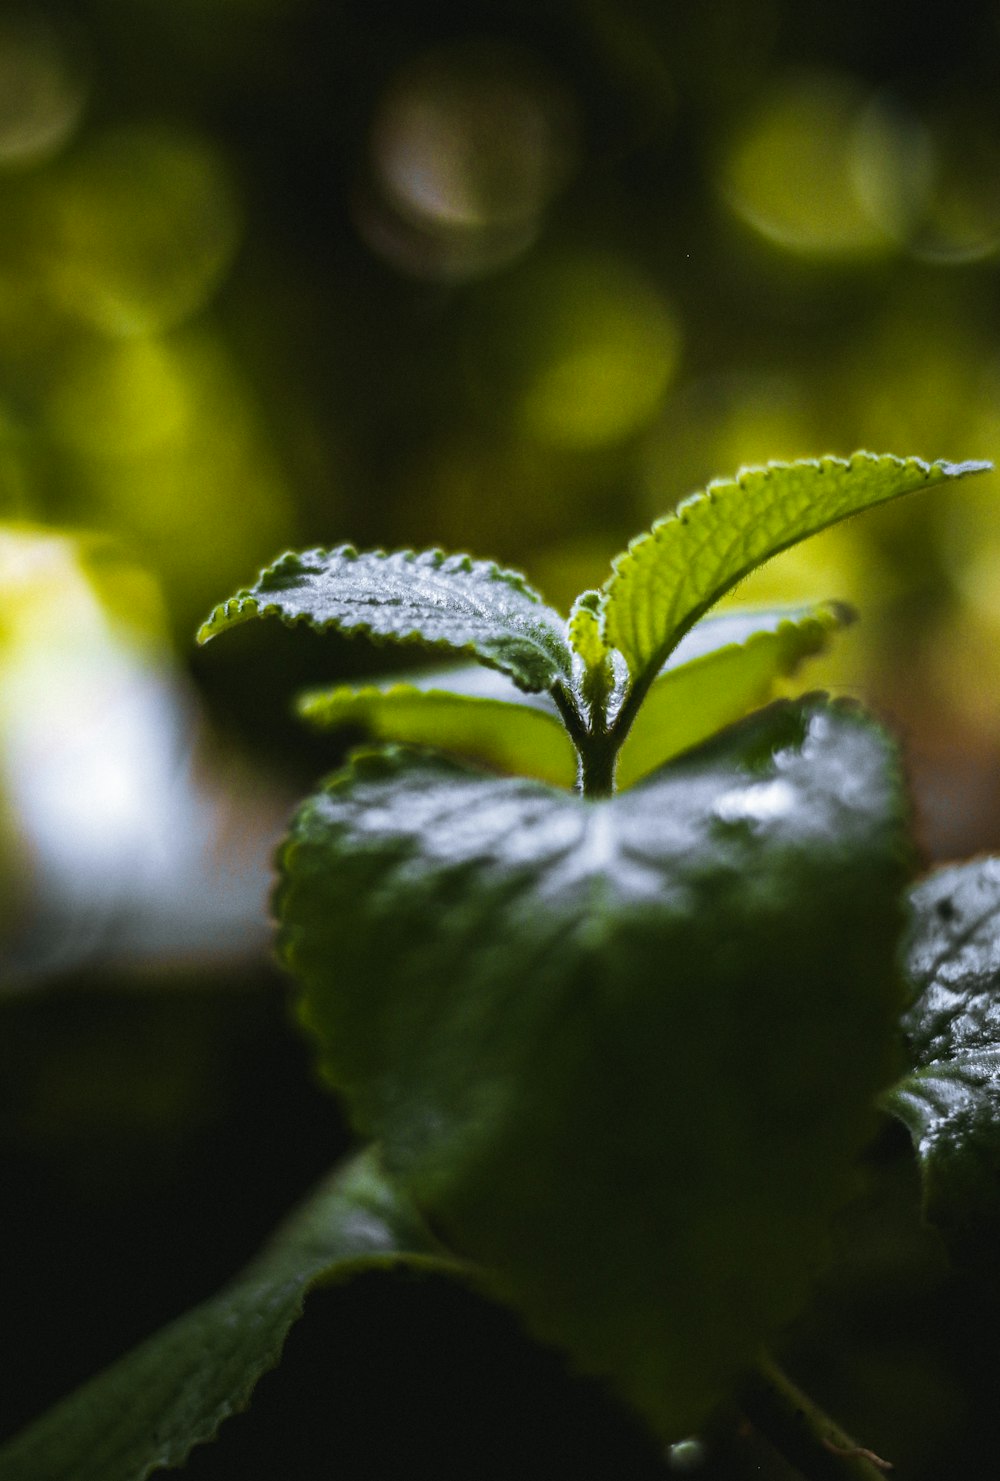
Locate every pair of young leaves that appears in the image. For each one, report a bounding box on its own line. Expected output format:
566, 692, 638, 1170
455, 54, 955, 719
201, 452, 950, 793
4, 453, 999, 1481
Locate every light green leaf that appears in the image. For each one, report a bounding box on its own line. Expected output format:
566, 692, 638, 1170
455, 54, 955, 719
568, 590, 611, 671
568, 590, 615, 720
298, 682, 577, 787
0, 1150, 447, 1481
883, 859, 1000, 1249
616, 601, 853, 787
197, 546, 572, 693
277, 698, 909, 1437
603, 454, 990, 683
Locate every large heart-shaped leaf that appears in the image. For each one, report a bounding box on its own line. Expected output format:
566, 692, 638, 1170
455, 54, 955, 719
0, 1151, 447, 1481
197, 546, 572, 693
277, 697, 910, 1437
883, 858, 1000, 1252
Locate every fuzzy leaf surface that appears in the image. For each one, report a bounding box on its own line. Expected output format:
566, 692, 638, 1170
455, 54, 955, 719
319, 604, 849, 792
617, 602, 852, 786
277, 698, 909, 1436
567, 591, 610, 671
298, 682, 576, 786
884, 858, 1000, 1249
198, 546, 572, 693
0, 1151, 445, 1481
603, 454, 989, 682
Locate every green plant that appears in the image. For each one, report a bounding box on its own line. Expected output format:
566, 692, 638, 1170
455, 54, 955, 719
7, 451, 1000, 1480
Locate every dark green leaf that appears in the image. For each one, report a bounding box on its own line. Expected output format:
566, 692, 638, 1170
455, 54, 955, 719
0, 1150, 447, 1481
197, 546, 572, 693
883, 859, 1000, 1247
277, 699, 910, 1437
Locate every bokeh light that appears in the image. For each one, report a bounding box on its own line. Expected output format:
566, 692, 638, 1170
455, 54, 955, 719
35, 124, 241, 337
908, 102, 1000, 264
0, 13, 87, 170
473, 251, 681, 448
360, 39, 577, 280
43, 331, 295, 627
720, 71, 924, 259
0, 527, 275, 981
642, 373, 819, 516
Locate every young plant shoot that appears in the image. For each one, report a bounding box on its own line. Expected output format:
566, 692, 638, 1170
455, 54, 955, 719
5, 452, 1000, 1481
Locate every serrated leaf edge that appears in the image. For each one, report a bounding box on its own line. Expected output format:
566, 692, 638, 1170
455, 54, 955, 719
197, 544, 559, 645
0, 1151, 460, 1481
601, 453, 991, 676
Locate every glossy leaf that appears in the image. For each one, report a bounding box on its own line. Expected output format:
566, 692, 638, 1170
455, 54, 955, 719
277, 698, 910, 1436
0, 1150, 446, 1481
298, 682, 576, 786
197, 546, 572, 693
603, 454, 990, 683
617, 601, 853, 786
883, 858, 1000, 1245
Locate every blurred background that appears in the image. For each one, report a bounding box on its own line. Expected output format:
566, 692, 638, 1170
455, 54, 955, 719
3, 1, 1000, 1476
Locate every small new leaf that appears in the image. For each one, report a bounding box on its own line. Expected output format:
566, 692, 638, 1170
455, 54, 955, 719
277, 698, 909, 1435
0, 1151, 448, 1481
197, 546, 572, 694
568, 590, 615, 719
603, 454, 990, 685
568, 590, 611, 671
883, 858, 1000, 1254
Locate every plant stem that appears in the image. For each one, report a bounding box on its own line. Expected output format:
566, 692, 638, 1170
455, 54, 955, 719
550, 679, 590, 752
736, 1356, 894, 1480
551, 680, 619, 798
578, 736, 618, 798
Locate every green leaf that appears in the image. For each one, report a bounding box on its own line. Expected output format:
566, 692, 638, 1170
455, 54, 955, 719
197, 546, 572, 693
603, 454, 990, 684
568, 590, 610, 672
0, 1150, 447, 1481
568, 590, 615, 721
277, 698, 910, 1437
616, 601, 853, 787
295, 603, 848, 793
883, 859, 1000, 1251
298, 682, 577, 787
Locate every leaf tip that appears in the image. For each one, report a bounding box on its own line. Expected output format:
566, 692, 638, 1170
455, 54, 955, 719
195, 593, 259, 645
936, 458, 993, 478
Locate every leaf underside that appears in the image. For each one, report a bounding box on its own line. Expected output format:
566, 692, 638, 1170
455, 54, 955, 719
883, 858, 1000, 1253
298, 603, 852, 790
276, 697, 910, 1436
603, 454, 990, 683
299, 683, 577, 787
0, 1151, 447, 1481
197, 546, 572, 694
616, 601, 852, 786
